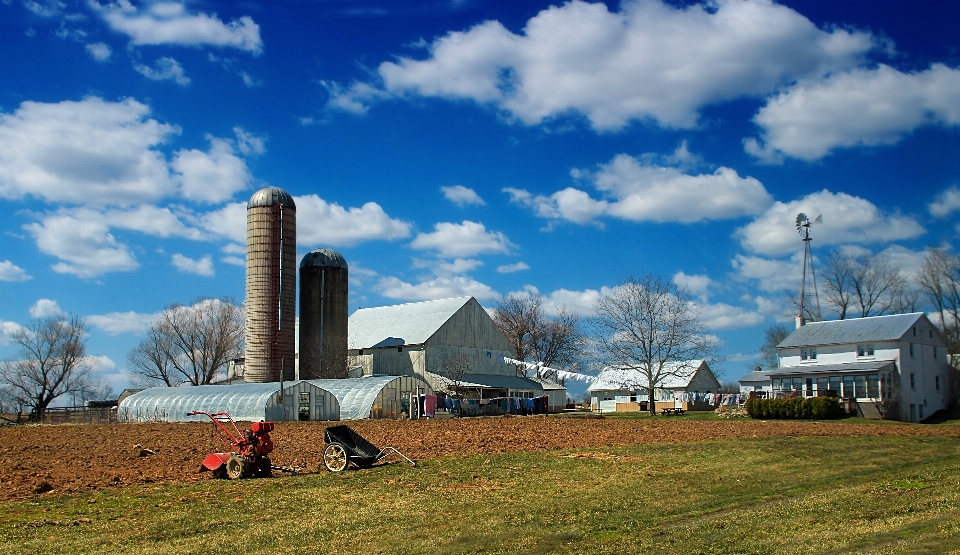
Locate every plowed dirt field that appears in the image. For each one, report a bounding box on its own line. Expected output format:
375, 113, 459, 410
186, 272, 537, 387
2, 416, 957, 502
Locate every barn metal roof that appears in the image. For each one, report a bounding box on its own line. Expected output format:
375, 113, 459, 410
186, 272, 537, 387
300, 248, 347, 269
767, 360, 896, 376
306, 376, 399, 420
348, 297, 473, 349
587, 360, 708, 392
247, 186, 296, 209
777, 313, 926, 348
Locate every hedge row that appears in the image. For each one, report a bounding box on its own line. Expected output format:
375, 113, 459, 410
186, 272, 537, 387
745, 396, 844, 420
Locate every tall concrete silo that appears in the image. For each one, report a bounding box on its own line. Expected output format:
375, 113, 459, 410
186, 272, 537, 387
300, 249, 348, 380
299, 248, 348, 379
245, 187, 296, 383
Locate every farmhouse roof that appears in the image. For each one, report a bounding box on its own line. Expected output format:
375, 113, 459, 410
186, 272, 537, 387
766, 360, 897, 376
777, 313, 928, 349
348, 296, 473, 350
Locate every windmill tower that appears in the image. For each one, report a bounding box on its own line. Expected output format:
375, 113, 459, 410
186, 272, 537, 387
796, 213, 822, 328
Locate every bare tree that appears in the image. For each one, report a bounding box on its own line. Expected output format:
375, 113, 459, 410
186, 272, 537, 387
917, 248, 960, 358
493, 293, 586, 378
493, 294, 542, 364
759, 324, 789, 370
822, 252, 912, 319
440, 352, 472, 399
127, 297, 244, 386
593, 275, 717, 416
0, 315, 98, 421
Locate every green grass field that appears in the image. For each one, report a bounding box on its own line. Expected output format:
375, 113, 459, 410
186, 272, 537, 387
2, 434, 959, 554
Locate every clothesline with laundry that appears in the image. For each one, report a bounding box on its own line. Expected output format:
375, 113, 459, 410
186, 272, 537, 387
499, 356, 597, 383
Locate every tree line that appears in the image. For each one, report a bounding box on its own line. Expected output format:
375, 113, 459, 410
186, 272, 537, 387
8, 247, 960, 421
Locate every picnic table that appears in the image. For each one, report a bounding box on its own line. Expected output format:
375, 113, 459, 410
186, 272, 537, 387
660, 407, 685, 416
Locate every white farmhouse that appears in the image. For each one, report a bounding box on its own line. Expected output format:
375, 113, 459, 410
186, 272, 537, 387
588, 360, 721, 413
747, 313, 956, 422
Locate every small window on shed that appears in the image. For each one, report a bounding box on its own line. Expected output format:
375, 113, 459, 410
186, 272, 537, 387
913, 327, 917, 336
909, 343, 914, 357
398, 347, 403, 353
930, 329, 933, 339
936, 376, 941, 391
933, 346, 937, 359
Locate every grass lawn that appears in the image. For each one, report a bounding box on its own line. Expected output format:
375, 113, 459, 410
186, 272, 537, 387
2, 435, 959, 554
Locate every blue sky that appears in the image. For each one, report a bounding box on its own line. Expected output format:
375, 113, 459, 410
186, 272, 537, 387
2, 0, 959, 395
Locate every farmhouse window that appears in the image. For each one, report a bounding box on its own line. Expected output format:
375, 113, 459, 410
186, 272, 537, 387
910, 343, 914, 357
910, 373, 916, 390
857, 344, 874, 357
843, 375, 855, 397
829, 376, 842, 395
801, 348, 817, 361
936, 376, 940, 391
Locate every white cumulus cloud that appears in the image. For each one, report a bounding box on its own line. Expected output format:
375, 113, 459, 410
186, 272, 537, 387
0, 97, 179, 205
134, 56, 190, 85
736, 190, 925, 257
497, 261, 530, 274
332, 0, 873, 131
377, 275, 498, 301
24, 210, 139, 277
87, 310, 159, 334
172, 136, 251, 203
0, 260, 31, 282
731, 253, 802, 293
86, 42, 112, 61
746, 64, 960, 162
413, 257, 484, 277
94, 1, 263, 54
673, 271, 712, 299
929, 185, 960, 219
296, 195, 412, 247
0, 319, 25, 346
29, 298, 65, 318
171, 253, 214, 276
410, 220, 513, 257
694, 301, 764, 330
506, 151, 771, 225
441, 185, 485, 207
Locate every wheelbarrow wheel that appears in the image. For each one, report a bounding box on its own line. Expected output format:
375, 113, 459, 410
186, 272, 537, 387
323, 442, 349, 472
226, 455, 248, 480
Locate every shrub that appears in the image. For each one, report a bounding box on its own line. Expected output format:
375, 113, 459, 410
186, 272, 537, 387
746, 396, 843, 420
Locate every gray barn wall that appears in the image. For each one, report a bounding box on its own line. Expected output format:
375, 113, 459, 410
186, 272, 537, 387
428, 299, 515, 352
688, 366, 722, 392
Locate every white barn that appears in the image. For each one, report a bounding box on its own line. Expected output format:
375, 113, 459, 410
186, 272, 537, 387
347, 296, 566, 409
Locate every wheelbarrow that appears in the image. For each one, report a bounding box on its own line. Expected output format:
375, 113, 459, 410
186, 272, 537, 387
322, 424, 416, 472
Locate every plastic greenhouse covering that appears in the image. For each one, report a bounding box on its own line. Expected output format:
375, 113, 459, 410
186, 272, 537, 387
307, 376, 399, 420
119, 383, 285, 422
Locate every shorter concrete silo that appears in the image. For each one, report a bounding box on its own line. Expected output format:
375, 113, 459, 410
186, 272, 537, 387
299, 248, 348, 379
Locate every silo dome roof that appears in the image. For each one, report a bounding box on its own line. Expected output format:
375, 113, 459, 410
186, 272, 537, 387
247, 187, 296, 209
300, 248, 348, 269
